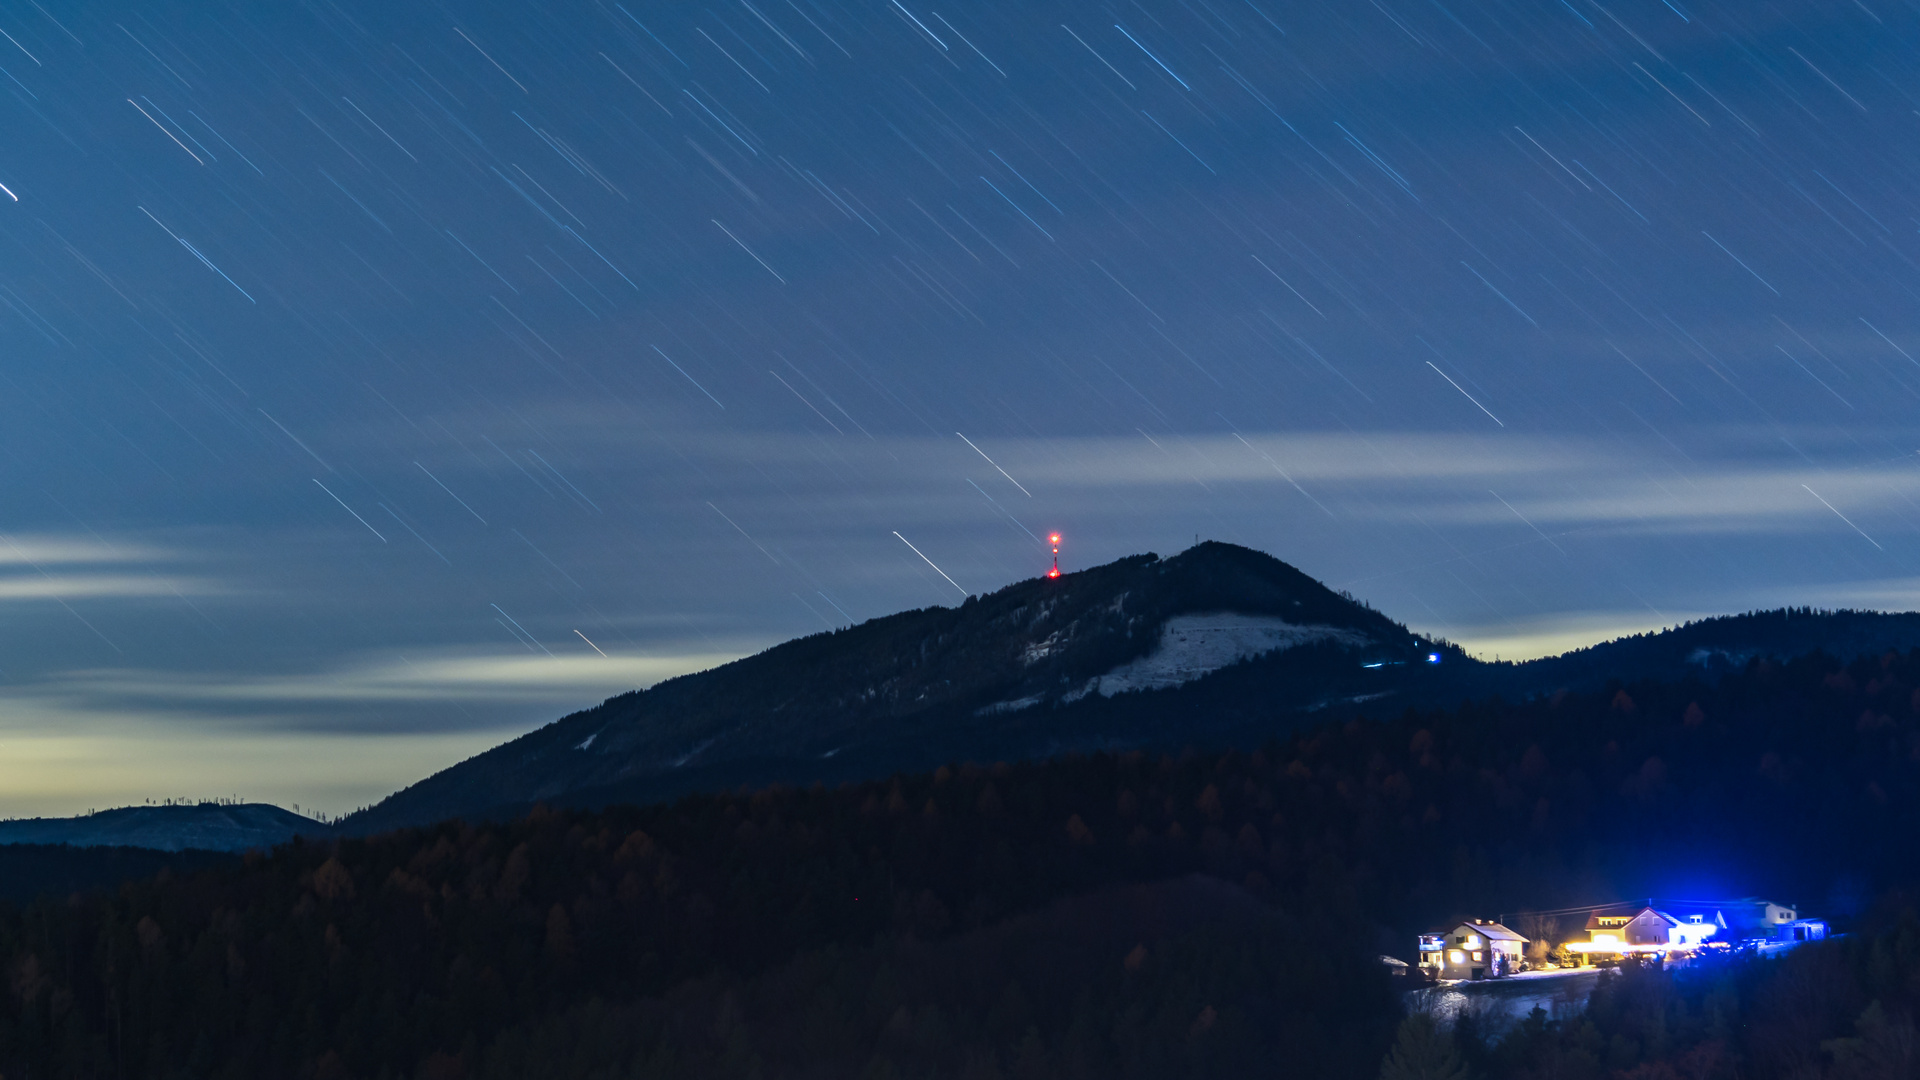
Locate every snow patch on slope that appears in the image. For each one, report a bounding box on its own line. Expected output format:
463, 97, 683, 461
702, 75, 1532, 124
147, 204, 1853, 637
974, 694, 1045, 717
1090, 613, 1369, 697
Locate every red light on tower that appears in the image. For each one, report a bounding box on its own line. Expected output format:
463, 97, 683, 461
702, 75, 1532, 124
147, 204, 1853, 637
1047, 533, 1061, 578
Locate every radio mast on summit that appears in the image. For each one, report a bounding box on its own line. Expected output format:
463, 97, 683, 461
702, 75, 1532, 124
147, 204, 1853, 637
1047, 533, 1061, 578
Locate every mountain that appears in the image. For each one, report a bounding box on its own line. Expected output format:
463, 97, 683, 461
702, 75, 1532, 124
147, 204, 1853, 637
344, 542, 1920, 834
347, 543, 1436, 832
0, 802, 331, 853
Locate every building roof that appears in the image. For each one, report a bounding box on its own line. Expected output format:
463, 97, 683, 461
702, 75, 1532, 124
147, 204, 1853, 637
1654, 903, 1730, 927
1454, 920, 1527, 942
1570, 898, 1799, 935
1585, 906, 1680, 931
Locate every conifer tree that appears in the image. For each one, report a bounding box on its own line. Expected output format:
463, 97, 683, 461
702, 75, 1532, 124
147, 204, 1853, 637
1379, 1014, 1474, 1080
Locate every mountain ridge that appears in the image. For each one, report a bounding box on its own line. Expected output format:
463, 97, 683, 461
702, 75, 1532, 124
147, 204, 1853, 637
341, 542, 1920, 835
343, 543, 1432, 832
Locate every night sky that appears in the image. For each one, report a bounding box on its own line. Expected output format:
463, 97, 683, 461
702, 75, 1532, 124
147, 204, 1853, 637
3, 0, 1919, 816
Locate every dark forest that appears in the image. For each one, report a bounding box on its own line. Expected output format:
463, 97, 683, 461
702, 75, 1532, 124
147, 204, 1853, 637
10, 646, 1920, 1078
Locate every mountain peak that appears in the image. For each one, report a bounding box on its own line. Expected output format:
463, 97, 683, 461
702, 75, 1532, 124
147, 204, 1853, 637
347, 543, 1423, 833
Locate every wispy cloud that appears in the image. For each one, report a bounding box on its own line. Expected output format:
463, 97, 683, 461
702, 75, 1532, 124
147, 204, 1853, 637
0, 645, 754, 818
0, 644, 755, 734
0, 574, 221, 601
0, 534, 220, 604
0, 535, 172, 565
403, 416, 1920, 539
60, 649, 748, 708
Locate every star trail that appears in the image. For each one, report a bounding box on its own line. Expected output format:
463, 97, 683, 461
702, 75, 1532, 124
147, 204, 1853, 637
2, 0, 1919, 815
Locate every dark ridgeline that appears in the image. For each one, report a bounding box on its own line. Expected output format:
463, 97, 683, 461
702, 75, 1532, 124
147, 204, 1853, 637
10, 642, 1920, 1077
341, 543, 1920, 835
341, 542, 1441, 835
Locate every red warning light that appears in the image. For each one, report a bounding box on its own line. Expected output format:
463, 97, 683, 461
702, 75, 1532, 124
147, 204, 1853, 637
1047, 532, 1062, 578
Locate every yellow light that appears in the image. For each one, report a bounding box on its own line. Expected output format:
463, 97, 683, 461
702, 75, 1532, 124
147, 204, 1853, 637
1448, 950, 1465, 964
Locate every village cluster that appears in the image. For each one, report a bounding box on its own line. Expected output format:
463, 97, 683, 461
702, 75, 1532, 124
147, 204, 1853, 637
1414, 898, 1830, 981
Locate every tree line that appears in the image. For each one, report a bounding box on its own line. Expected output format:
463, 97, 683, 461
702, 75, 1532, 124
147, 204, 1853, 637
8, 646, 1920, 1077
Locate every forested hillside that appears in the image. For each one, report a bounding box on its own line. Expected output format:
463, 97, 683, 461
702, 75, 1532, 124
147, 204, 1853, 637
9, 646, 1920, 1078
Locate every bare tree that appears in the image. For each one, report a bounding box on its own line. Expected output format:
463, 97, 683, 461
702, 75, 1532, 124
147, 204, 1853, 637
1517, 913, 1562, 965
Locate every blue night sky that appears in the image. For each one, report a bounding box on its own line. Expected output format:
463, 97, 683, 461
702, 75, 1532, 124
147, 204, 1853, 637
3, 0, 1919, 816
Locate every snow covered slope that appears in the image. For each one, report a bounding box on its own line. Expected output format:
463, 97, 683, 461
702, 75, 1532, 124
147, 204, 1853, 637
1086, 614, 1371, 697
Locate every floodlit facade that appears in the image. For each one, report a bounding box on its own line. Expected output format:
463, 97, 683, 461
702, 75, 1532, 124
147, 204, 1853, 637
1723, 898, 1804, 935
1418, 898, 1828, 977
1567, 898, 1821, 963
1417, 920, 1527, 980
1573, 906, 1697, 961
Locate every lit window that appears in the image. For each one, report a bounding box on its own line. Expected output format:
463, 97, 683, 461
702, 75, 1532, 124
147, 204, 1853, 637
1472, 951, 1482, 961
1467, 936, 1481, 948
1449, 950, 1465, 964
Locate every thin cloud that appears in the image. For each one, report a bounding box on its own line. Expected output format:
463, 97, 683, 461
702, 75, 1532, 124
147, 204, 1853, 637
3, 645, 755, 731
0, 574, 222, 601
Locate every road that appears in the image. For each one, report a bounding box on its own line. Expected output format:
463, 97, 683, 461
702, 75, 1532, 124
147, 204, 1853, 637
1404, 968, 1603, 1030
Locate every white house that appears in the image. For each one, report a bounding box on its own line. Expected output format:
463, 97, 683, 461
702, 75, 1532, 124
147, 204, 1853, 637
1664, 898, 1820, 943
1568, 898, 1816, 963
1723, 898, 1804, 936
1418, 920, 1527, 980
1576, 905, 1684, 961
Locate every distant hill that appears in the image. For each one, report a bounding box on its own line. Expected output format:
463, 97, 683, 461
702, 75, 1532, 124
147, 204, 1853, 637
343, 542, 1920, 834
1510, 607, 1920, 687
0, 802, 331, 853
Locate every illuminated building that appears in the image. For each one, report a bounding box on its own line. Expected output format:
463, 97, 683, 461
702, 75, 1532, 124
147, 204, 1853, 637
1416, 920, 1527, 980
1567, 898, 1826, 964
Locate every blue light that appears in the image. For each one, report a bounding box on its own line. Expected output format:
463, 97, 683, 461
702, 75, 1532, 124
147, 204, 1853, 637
1427, 652, 1442, 664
